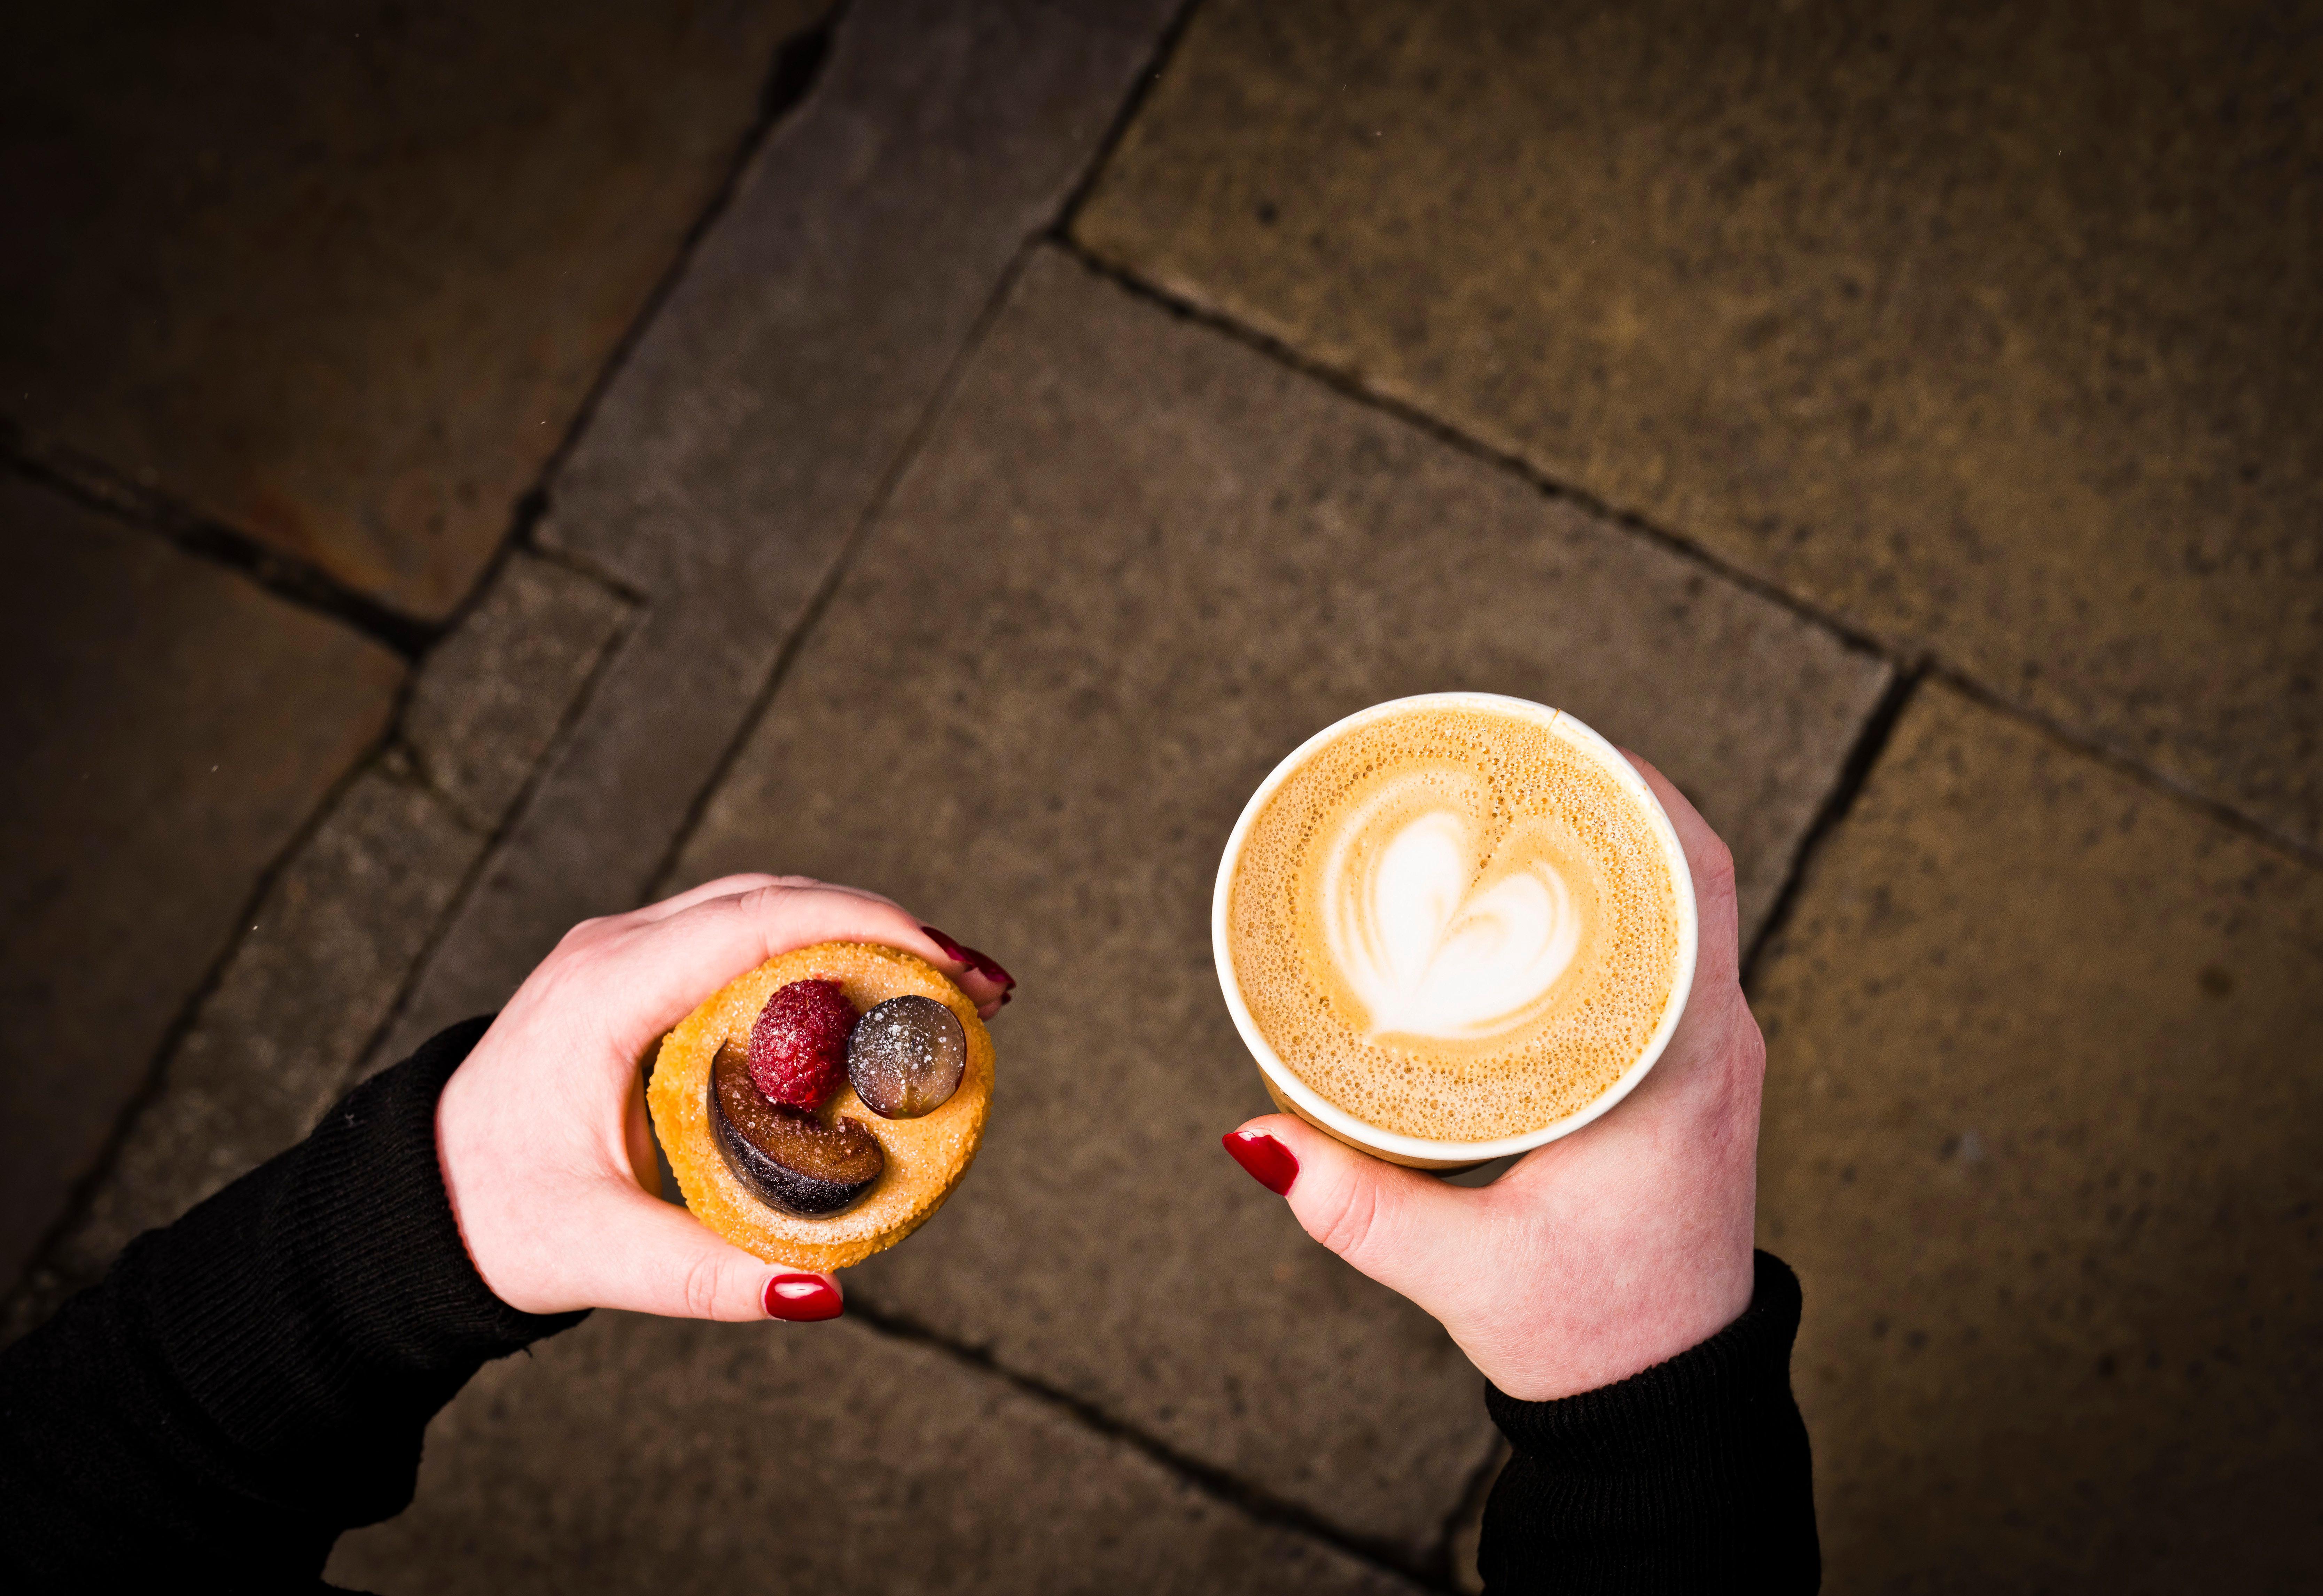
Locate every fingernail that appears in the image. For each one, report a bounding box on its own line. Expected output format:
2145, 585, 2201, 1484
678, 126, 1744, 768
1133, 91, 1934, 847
961, 944, 1015, 989
921, 924, 1016, 991
997, 989, 1012, 1007
1222, 1130, 1298, 1196
764, 1274, 843, 1322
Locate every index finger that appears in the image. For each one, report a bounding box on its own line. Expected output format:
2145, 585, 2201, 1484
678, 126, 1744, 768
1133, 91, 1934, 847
594, 882, 974, 1059
1616, 748, 1740, 986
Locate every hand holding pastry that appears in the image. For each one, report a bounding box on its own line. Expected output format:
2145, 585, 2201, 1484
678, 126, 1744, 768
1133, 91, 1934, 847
435, 874, 1010, 1323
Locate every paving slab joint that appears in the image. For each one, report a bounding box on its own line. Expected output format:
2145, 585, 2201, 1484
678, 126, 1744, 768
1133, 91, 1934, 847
0, 719, 410, 1327
350, 598, 650, 1089
1050, 239, 1893, 667
0, 420, 438, 659
844, 1295, 1452, 1592
1051, 0, 1209, 237
1055, 245, 2320, 869
640, 240, 1040, 902
1928, 663, 2323, 874
1742, 663, 1924, 987
515, 530, 649, 609
519, 4, 843, 543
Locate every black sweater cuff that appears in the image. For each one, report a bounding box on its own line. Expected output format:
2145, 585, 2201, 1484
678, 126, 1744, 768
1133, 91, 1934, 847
1477, 1251, 1819, 1593
0, 1018, 585, 1583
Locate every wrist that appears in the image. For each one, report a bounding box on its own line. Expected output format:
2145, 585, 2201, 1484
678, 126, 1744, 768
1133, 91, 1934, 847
1473, 1236, 1756, 1402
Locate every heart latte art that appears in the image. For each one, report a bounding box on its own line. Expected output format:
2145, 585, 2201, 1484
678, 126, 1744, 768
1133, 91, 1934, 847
1226, 705, 1682, 1143
1323, 797, 1581, 1043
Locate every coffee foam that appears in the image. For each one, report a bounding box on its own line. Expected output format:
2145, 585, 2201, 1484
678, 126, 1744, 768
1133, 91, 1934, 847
1227, 706, 1679, 1143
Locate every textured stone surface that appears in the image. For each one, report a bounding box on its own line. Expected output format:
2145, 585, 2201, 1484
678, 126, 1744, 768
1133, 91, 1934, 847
3, 766, 480, 1344
1076, 0, 2323, 847
330, 1311, 1418, 1595
672, 249, 1886, 1551
1753, 684, 2323, 1590
376, 0, 1181, 1059
0, 0, 830, 618
403, 552, 631, 831
1445, 1442, 1506, 1595
0, 476, 402, 1291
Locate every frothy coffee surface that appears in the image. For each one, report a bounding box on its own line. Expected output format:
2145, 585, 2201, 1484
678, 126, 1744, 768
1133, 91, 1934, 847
1227, 706, 1681, 1142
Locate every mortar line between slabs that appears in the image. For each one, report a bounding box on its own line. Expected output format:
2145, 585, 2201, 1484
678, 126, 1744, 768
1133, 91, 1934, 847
1053, 0, 1209, 234
1051, 241, 1893, 659
641, 0, 1211, 900
1740, 664, 1925, 987
512, 5, 843, 570
638, 240, 1038, 901
345, 596, 651, 1095
1052, 242, 2323, 878
0, 433, 439, 659
0, 690, 411, 1328
845, 1297, 1452, 1593
0, 10, 842, 1325
0, 8, 840, 674
318, 5, 848, 1080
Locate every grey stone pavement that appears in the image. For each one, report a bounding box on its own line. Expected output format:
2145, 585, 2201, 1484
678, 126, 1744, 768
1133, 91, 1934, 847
3, 1, 2317, 1591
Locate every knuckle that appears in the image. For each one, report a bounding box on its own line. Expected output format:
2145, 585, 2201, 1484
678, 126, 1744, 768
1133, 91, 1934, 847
550, 917, 606, 957
680, 1253, 726, 1319
1311, 1175, 1384, 1264
1698, 836, 1738, 898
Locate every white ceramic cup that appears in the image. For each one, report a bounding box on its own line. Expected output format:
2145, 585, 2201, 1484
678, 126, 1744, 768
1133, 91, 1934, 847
1211, 692, 1700, 1169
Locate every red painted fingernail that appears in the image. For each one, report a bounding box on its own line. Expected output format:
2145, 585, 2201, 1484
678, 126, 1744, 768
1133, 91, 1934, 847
997, 989, 1012, 1007
764, 1274, 843, 1321
961, 944, 1015, 989
921, 924, 1016, 991
1222, 1130, 1298, 1196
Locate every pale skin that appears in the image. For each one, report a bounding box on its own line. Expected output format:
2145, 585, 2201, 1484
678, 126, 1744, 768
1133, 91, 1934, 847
1227, 754, 1764, 1401
434, 875, 1009, 1320
439, 759, 1757, 1394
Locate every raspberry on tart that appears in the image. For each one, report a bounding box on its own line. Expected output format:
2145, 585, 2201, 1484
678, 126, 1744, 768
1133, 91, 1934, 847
746, 978, 858, 1110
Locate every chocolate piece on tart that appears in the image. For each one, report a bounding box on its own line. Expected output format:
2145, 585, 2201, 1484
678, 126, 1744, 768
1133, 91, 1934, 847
710, 1038, 884, 1216
847, 994, 968, 1119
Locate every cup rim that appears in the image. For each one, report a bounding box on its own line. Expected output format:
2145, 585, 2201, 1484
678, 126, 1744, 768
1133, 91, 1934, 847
1210, 692, 1700, 1164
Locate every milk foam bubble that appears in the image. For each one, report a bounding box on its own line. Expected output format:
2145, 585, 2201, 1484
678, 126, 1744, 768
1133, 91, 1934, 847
1226, 704, 1681, 1143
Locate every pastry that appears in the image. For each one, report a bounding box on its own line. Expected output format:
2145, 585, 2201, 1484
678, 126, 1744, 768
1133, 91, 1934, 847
648, 940, 993, 1273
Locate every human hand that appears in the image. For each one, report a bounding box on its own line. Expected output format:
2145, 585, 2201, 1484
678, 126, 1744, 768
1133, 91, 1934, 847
435, 875, 1014, 1322
1221, 756, 1761, 1400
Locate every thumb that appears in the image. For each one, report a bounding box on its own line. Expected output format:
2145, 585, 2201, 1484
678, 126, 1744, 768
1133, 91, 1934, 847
1224, 1113, 1477, 1314
576, 1186, 844, 1322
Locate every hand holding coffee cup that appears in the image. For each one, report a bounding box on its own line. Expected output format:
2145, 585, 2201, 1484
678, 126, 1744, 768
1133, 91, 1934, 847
1214, 696, 1761, 1399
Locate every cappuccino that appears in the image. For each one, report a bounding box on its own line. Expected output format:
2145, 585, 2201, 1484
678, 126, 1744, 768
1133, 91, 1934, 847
1223, 699, 1685, 1145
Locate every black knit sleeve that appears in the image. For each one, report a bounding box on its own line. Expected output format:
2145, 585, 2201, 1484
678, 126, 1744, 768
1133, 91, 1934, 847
1477, 1250, 1819, 1593
0, 1019, 587, 1590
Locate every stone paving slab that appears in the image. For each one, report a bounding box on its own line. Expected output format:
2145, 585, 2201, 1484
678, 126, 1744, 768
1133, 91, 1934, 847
0, 475, 402, 1290
375, 0, 1182, 1064
1076, 0, 2323, 849
4, 546, 632, 1337
1752, 684, 2322, 1590
0, 0, 828, 619
330, 1311, 1419, 1596
3, 766, 479, 1344
403, 551, 632, 831
672, 248, 1889, 1553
